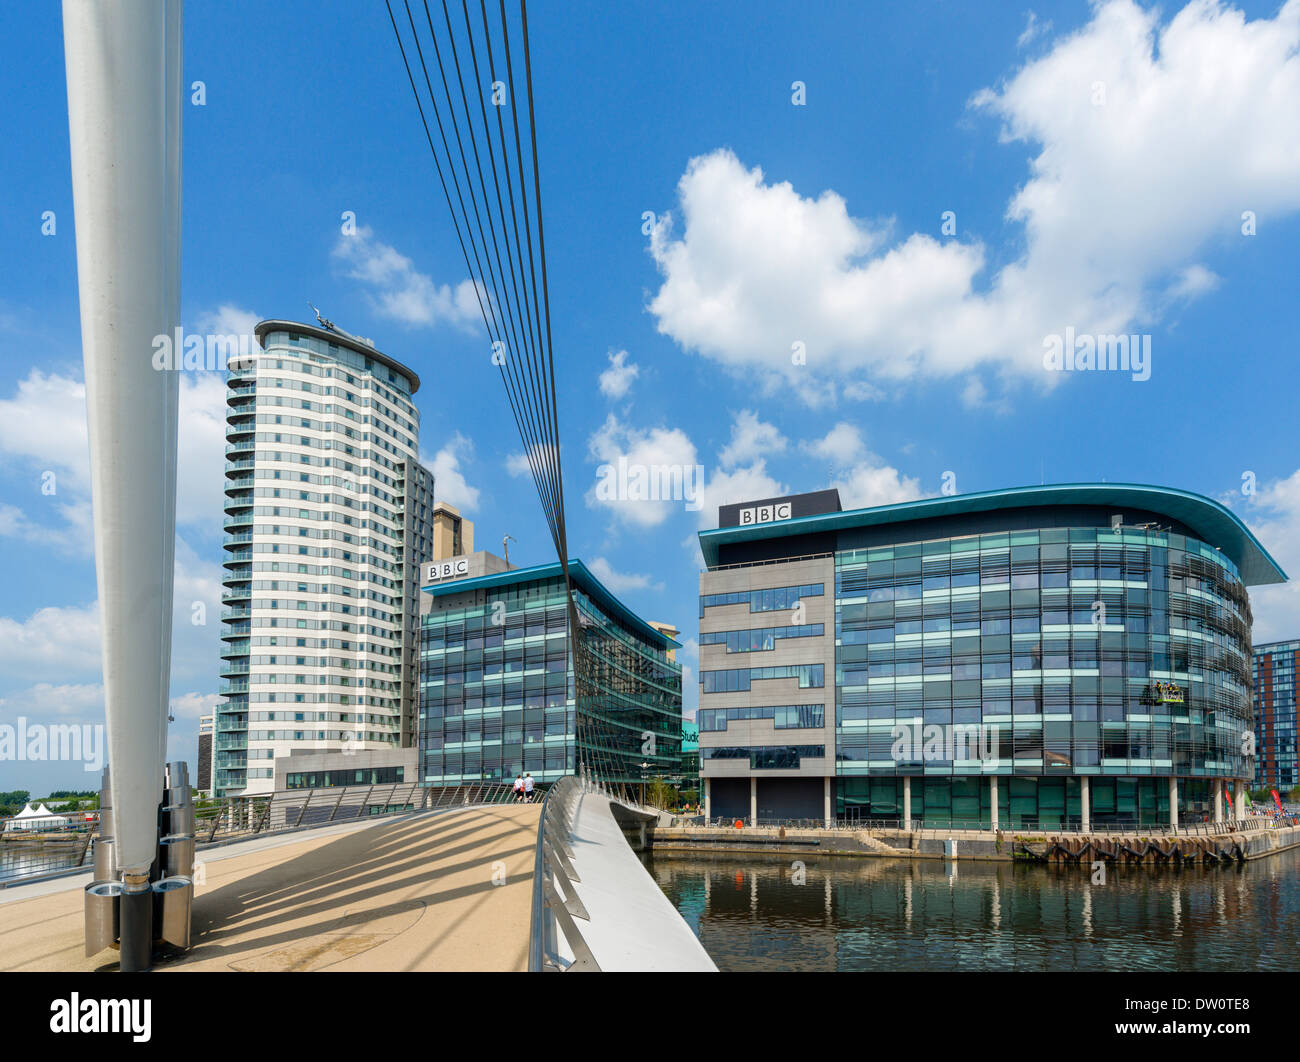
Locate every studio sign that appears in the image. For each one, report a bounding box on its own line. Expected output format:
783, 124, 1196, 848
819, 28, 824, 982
738, 502, 793, 525
425, 558, 470, 582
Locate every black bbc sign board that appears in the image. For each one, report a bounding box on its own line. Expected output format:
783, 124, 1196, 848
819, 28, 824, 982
717, 489, 842, 528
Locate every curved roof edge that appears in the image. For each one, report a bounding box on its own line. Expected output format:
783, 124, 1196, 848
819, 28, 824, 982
698, 483, 1287, 587
255, 319, 421, 394
423, 558, 681, 651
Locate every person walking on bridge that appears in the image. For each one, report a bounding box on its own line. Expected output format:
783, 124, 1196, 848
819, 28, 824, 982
523, 773, 535, 803
513, 774, 525, 803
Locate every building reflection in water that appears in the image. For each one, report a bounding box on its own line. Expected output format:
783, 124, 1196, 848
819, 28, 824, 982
642, 847, 1300, 972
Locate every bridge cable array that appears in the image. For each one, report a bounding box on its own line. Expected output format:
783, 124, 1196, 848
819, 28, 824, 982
385, 0, 637, 796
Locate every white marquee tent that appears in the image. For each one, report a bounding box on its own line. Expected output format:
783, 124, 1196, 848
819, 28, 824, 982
2, 802, 72, 832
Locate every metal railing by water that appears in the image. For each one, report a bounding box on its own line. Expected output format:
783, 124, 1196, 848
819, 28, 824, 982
1, 781, 518, 888
528, 770, 656, 972
678, 814, 1284, 836
0, 815, 98, 886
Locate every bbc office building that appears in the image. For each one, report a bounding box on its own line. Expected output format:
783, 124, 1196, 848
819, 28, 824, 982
697, 485, 1285, 829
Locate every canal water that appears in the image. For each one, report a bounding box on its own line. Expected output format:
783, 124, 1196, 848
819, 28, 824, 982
641, 847, 1300, 971
0, 843, 84, 885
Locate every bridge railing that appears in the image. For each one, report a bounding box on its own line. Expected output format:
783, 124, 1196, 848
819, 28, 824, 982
1, 781, 516, 888
529, 774, 601, 972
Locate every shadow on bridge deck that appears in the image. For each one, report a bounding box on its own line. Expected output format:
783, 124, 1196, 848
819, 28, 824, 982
0, 802, 541, 972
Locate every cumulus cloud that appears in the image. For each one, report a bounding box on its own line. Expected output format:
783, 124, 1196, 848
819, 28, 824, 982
694, 462, 787, 530
718, 410, 788, 469
586, 414, 702, 528
1231, 470, 1300, 642
598, 349, 640, 400
0, 602, 102, 685
425, 432, 481, 511
334, 225, 480, 330
804, 423, 926, 510
646, 0, 1300, 400
0, 364, 228, 541
587, 556, 663, 593
193, 304, 261, 341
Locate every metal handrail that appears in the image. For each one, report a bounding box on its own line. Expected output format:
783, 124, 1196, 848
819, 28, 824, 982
674, 813, 1287, 837
1, 781, 516, 888
529, 769, 657, 971
706, 551, 834, 573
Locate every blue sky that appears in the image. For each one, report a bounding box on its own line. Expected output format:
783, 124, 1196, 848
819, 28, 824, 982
2, 0, 1299, 791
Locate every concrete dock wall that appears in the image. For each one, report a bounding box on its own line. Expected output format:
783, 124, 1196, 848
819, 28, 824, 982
649, 823, 1300, 863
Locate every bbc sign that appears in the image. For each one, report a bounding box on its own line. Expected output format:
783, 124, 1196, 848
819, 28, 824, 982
425, 558, 470, 582
737, 502, 793, 525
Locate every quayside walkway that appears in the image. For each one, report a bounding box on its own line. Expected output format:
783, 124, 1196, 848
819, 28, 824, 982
0, 803, 540, 972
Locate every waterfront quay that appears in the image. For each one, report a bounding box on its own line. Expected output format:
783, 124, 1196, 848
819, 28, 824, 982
650, 820, 1300, 864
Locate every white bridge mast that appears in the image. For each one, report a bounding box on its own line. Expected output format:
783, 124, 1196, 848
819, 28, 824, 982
62, 0, 183, 970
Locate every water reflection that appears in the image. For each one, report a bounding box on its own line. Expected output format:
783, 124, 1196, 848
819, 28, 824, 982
642, 848, 1300, 971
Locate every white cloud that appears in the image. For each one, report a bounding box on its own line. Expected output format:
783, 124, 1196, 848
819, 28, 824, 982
0, 365, 228, 542
334, 225, 480, 330
169, 690, 220, 722
0, 535, 222, 696
1235, 470, 1300, 642
804, 423, 925, 510
425, 432, 481, 511
647, 0, 1300, 400
718, 410, 787, 469
834, 462, 926, 512
0, 602, 102, 684
193, 304, 261, 340
694, 462, 787, 530
1165, 264, 1221, 302
505, 442, 560, 481
587, 556, 663, 593
586, 414, 702, 528
0, 371, 91, 490
598, 349, 640, 400
1018, 10, 1052, 48
805, 422, 866, 467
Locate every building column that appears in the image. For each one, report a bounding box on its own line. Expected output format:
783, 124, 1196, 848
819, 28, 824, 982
1213, 779, 1224, 824
989, 775, 998, 831
902, 776, 912, 828
1169, 776, 1179, 830
703, 777, 711, 821
824, 776, 831, 828
1235, 780, 1246, 821
749, 776, 757, 825
1080, 776, 1091, 833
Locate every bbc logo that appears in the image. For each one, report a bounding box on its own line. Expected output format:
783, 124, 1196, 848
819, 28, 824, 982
426, 558, 470, 582
738, 502, 793, 525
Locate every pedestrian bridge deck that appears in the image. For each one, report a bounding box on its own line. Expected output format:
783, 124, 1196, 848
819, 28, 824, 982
0, 803, 540, 972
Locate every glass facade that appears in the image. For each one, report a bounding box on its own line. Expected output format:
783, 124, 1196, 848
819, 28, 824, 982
1253, 641, 1299, 791
285, 766, 405, 789
835, 526, 1254, 826
418, 568, 683, 789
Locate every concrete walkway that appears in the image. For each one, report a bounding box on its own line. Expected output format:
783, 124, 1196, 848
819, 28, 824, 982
0, 803, 540, 972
